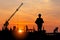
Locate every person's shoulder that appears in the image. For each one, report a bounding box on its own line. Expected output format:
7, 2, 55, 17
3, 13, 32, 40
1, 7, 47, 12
37, 18, 39, 19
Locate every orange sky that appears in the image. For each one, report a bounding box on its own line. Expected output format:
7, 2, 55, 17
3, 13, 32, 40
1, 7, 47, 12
0, 0, 60, 33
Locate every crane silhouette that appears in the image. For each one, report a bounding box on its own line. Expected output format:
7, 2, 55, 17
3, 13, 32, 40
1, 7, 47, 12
3, 3, 23, 30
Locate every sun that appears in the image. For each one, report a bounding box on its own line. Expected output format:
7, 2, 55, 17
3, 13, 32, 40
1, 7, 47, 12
18, 29, 23, 33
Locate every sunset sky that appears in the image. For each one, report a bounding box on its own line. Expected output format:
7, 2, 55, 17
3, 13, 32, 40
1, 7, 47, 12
0, 0, 60, 33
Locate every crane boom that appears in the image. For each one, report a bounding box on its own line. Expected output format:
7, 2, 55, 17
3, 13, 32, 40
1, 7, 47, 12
3, 3, 23, 30
8, 3, 23, 21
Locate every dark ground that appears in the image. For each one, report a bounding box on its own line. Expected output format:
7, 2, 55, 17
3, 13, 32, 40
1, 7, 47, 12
0, 29, 60, 40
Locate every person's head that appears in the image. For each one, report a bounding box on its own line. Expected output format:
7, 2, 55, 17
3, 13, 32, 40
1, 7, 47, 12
38, 14, 41, 18
13, 26, 16, 30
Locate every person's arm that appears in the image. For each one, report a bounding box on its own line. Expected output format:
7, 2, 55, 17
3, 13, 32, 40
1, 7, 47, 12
35, 18, 38, 24
43, 19, 44, 23
42, 18, 44, 23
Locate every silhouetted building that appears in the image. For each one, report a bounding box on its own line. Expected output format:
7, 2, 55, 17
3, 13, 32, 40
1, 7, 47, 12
35, 14, 44, 31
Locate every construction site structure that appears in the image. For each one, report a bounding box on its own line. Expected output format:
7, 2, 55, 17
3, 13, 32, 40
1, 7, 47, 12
3, 3, 23, 30
25, 25, 35, 32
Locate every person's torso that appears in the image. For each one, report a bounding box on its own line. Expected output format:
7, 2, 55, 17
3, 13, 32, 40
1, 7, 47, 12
36, 18, 43, 24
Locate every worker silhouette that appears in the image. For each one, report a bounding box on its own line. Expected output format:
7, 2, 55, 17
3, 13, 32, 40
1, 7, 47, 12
35, 14, 44, 31
54, 27, 58, 33
13, 26, 16, 31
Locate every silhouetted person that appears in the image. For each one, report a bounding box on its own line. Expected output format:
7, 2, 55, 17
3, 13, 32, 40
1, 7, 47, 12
54, 27, 58, 33
26, 25, 28, 32
10, 28, 12, 32
13, 26, 16, 31
35, 14, 44, 31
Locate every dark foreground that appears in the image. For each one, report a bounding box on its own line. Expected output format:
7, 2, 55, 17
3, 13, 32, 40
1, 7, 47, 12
0, 30, 60, 40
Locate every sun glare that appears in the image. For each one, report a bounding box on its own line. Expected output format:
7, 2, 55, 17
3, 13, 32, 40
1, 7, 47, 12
13, 29, 28, 39
18, 29, 23, 33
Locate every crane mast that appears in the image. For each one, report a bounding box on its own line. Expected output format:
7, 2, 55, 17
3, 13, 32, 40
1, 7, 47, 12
3, 3, 23, 30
